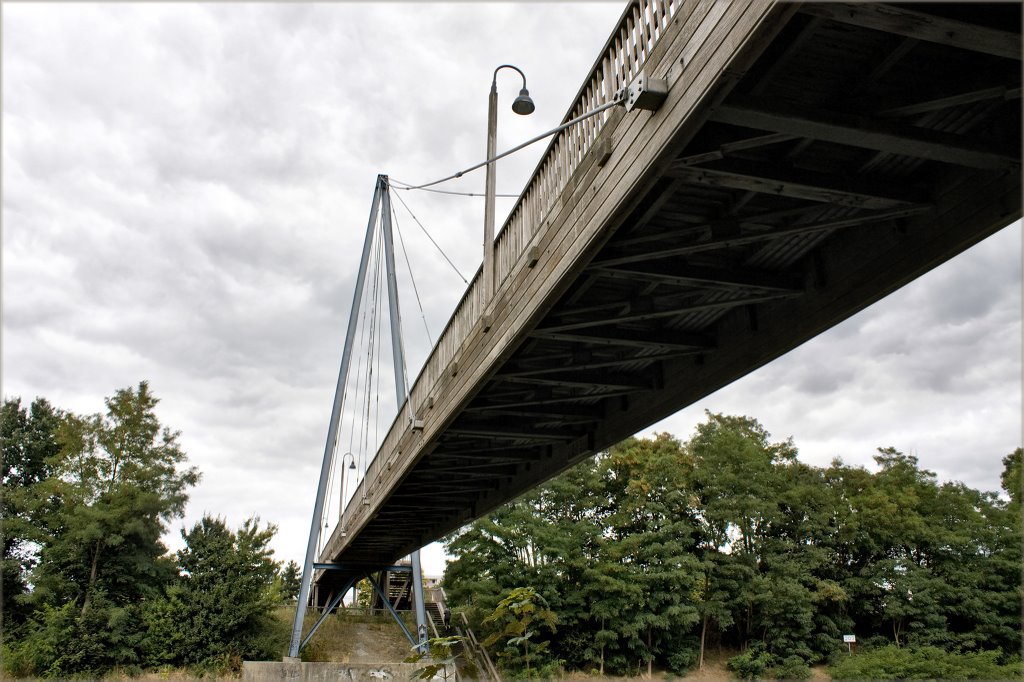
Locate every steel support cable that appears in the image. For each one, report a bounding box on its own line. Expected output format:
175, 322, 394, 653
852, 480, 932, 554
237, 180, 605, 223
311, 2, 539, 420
370, 225, 387, 470
388, 183, 520, 198
390, 98, 621, 191
373, 255, 383, 460
359, 227, 384, 484
389, 200, 434, 349
389, 187, 469, 284
351, 225, 378, 489
347, 251, 375, 465
354, 235, 376, 487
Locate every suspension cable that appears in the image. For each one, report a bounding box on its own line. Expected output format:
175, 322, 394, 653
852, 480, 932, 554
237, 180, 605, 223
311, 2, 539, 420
389, 181, 520, 198
390, 199, 434, 350
389, 187, 469, 284
391, 98, 621, 191
372, 235, 385, 460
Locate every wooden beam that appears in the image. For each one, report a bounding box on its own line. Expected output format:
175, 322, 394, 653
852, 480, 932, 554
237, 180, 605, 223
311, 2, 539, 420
676, 132, 798, 166
878, 84, 1023, 118
531, 325, 715, 351
444, 425, 573, 442
668, 162, 921, 209
416, 469, 514, 480
463, 403, 604, 419
593, 261, 802, 293
429, 447, 544, 461
538, 292, 800, 333
498, 351, 697, 378
750, 15, 826, 96
610, 205, 821, 249
710, 97, 1019, 170
495, 369, 653, 391
468, 388, 641, 411
800, 3, 1021, 60
594, 205, 932, 267
416, 460, 520, 473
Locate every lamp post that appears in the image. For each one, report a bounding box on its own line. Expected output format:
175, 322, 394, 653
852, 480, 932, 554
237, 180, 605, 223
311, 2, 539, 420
483, 64, 535, 302
338, 452, 356, 522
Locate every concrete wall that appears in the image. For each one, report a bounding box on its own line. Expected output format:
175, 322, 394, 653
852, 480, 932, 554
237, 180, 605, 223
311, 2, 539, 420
243, 659, 419, 682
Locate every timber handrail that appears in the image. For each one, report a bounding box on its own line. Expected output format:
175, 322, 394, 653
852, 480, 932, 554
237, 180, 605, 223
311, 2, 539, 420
334, 0, 681, 557
457, 611, 502, 682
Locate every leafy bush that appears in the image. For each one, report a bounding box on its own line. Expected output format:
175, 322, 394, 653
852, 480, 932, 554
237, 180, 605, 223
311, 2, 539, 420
829, 645, 1023, 680
668, 647, 699, 675
728, 643, 777, 680
771, 654, 811, 680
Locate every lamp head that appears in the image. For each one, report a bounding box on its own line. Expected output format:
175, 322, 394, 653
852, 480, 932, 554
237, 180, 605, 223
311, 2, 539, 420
348, 460, 356, 469
512, 88, 535, 115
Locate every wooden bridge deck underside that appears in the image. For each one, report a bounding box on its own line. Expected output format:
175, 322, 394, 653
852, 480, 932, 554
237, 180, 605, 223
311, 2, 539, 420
316, 1, 1021, 599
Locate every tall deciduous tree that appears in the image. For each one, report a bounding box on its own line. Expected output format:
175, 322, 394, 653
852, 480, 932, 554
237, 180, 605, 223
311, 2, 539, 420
30, 382, 199, 613
1, 397, 61, 626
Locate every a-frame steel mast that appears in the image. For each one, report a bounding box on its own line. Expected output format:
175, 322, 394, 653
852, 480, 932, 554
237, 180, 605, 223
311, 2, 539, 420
288, 174, 428, 659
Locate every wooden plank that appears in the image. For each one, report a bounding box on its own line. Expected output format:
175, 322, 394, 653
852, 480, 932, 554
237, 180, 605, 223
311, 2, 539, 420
711, 96, 1019, 170
800, 3, 1021, 60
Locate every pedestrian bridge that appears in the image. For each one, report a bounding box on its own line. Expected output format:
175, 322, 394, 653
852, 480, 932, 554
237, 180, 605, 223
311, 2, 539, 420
315, 0, 1021, 600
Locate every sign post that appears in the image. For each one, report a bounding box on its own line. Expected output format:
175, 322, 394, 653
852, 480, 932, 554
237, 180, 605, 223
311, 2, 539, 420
843, 634, 856, 655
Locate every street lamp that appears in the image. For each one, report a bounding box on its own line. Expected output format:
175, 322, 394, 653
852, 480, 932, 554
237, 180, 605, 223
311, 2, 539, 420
338, 452, 357, 522
483, 64, 535, 302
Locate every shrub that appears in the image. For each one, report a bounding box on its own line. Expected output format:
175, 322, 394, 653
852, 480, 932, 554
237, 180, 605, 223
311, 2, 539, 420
668, 648, 699, 675
771, 654, 811, 680
728, 643, 777, 680
829, 645, 1023, 680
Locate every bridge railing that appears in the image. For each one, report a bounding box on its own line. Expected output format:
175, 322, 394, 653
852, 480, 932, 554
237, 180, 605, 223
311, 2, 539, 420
341, 0, 681, 540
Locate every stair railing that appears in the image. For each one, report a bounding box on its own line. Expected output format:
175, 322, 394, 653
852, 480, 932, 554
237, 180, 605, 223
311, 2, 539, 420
456, 612, 501, 682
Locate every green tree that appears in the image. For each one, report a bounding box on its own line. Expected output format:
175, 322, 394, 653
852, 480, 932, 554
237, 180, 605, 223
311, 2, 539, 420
602, 435, 702, 676
142, 515, 282, 670
277, 559, 302, 601
10, 382, 199, 676
482, 586, 558, 680
1, 397, 61, 626
30, 382, 199, 613
1002, 447, 1022, 508
405, 635, 478, 681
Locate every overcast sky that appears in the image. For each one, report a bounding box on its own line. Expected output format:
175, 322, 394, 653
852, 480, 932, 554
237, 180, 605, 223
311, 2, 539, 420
3, 3, 1020, 577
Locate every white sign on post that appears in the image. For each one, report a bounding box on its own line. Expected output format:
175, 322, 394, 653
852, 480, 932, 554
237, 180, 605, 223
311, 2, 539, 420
842, 634, 856, 643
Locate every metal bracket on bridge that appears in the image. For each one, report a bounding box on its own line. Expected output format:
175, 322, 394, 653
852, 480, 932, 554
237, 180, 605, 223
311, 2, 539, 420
623, 70, 668, 113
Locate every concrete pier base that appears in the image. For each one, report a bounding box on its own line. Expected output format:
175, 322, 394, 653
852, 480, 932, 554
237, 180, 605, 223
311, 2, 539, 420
243, 660, 417, 681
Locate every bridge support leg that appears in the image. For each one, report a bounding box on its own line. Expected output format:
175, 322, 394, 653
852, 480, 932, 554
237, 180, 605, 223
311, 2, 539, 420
369, 575, 419, 649
299, 577, 355, 652
410, 549, 429, 647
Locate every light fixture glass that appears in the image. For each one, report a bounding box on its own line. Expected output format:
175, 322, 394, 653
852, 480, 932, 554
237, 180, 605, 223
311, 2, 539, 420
512, 88, 535, 115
